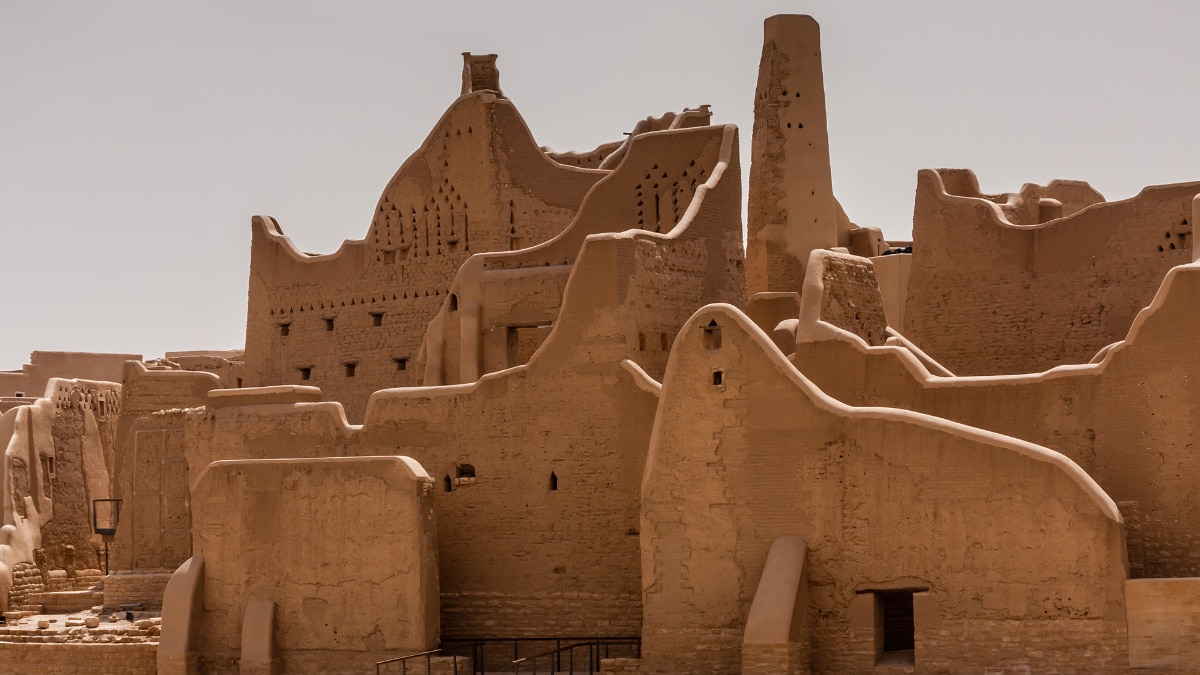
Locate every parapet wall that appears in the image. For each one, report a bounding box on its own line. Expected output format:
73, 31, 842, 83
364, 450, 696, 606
188, 456, 438, 673
108, 363, 219, 576
0, 352, 141, 399
422, 123, 745, 385
793, 261, 1200, 577
640, 305, 1128, 674
183, 186, 744, 640
242, 91, 605, 421
904, 168, 1199, 374
797, 250, 888, 347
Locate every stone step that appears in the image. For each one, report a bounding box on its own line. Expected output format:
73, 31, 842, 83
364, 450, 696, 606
27, 590, 103, 613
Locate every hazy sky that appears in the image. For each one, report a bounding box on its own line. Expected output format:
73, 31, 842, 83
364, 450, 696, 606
2, 1, 1197, 368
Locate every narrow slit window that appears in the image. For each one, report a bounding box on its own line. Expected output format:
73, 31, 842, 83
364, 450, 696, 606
549, 472, 558, 491
443, 475, 453, 493
660, 332, 669, 351
638, 333, 647, 351
712, 370, 724, 386
325, 318, 335, 331
449, 294, 458, 312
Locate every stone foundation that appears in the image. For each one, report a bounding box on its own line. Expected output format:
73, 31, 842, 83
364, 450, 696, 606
0, 641, 157, 674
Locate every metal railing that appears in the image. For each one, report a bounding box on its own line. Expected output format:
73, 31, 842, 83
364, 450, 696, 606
375, 645, 472, 675
512, 638, 641, 673
377, 636, 640, 675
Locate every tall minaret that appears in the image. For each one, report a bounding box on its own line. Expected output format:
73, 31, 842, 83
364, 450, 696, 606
746, 15, 841, 296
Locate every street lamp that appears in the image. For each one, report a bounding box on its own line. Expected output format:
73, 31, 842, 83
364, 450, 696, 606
92, 499, 122, 575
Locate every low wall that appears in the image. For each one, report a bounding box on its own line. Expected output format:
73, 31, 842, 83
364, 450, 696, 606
8, 561, 45, 609
0, 641, 157, 674
1126, 578, 1200, 672
105, 572, 173, 608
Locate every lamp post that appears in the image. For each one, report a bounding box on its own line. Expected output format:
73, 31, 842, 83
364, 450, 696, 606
92, 498, 122, 576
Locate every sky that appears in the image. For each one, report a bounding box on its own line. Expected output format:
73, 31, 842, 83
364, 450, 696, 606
1, 1, 1197, 368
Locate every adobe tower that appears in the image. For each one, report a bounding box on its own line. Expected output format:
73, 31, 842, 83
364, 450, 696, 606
747, 15, 848, 295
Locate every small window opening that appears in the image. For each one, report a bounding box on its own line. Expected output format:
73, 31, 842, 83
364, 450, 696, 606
443, 475, 453, 493
325, 318, 335, 331
449, 294, 458, 312
235, 378, 243, 388
660, 332, 669, 351
876, 590, 916, 666
549, 472, 558, 491
638, 333, 647, 351
370, 312, 384, 326
344, 362, 357, 377
702, 320, 722, 349
455, 464, 476, 488
298, 366, 312, 381
712, 370, 724, 386
278, 322, 291, 337
41, 456, 53, 499
394, 357, 408, 371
